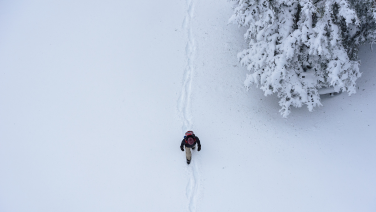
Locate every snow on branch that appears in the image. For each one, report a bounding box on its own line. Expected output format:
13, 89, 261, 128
229, 0, 376, 117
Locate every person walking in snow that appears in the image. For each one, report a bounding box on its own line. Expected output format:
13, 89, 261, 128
180, 131, 201, 164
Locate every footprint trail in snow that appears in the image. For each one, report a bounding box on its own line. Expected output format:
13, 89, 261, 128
178, 0, 201, 211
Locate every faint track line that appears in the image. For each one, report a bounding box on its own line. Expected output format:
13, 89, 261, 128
178, 0, 195, 132
186, 158, 200, 212
177, 0, 201, 211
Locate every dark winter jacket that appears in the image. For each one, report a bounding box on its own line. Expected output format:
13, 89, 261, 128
180, 135, 201, 148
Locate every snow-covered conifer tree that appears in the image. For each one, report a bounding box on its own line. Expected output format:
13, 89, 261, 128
229, 0, 376, 117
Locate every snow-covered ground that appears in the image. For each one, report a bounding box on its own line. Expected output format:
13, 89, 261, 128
1, 0, 376, 212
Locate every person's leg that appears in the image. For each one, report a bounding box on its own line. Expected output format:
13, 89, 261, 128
185, 146, 192, 163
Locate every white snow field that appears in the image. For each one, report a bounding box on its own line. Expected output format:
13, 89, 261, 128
1, 0, 376, 212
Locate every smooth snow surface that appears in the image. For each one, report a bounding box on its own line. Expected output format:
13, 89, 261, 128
1, 1, 376, 212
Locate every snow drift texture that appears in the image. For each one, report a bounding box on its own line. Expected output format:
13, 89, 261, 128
230, 0, 376, 117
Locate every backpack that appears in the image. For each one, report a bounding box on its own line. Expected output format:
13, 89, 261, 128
184, 131, 196, 145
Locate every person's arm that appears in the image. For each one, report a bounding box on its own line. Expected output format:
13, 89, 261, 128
196, 137, 201, 151
180, 139, 185, 151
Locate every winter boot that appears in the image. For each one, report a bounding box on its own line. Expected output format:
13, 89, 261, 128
187, 159, 191, 164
